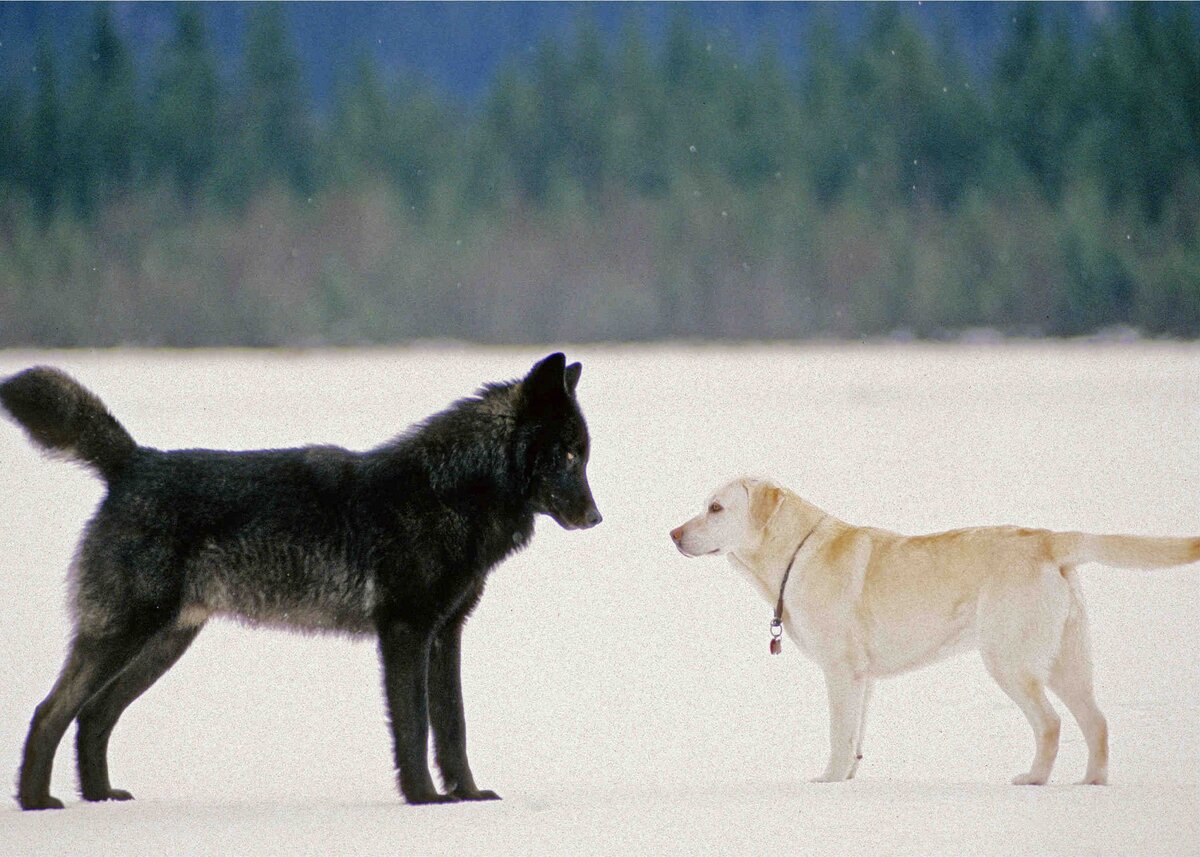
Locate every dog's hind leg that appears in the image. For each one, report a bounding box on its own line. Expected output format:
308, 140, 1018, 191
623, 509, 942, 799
983, 658, 1061, 785
18, 633, 149, 810
1047, 573, 1108, 785
979, 568, 1068, 785
75, 625, 202, 802
848, 679, 874, 780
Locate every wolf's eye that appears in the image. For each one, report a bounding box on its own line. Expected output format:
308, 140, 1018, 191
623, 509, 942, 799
566, 451, 576, 462
709, 502, 723, 514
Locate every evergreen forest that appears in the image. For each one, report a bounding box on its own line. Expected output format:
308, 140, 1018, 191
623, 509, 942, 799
1, 3, 1197, 346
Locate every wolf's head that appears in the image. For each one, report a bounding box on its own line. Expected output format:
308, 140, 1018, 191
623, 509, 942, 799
516, 353, 602, 531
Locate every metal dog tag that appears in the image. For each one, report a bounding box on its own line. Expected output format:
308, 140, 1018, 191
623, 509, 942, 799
769, 619, 783, 655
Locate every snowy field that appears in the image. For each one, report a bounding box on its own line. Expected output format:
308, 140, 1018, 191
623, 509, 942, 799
0, 343, 1197, 856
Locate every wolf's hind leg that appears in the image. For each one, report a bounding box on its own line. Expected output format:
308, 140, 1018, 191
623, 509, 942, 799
18, 633, 149, 810
76, 625, 202, 802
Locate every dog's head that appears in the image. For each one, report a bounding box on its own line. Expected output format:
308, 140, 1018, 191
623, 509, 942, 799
670, 477, 784, 557
518, 353, 602, 531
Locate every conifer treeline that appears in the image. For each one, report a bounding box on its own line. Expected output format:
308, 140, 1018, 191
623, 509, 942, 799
1, 4, 1197, 345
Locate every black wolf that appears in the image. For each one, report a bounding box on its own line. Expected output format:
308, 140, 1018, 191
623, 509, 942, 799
1, 353, 601, 810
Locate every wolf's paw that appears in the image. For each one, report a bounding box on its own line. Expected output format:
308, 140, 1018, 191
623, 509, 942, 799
405, 791, 461, 805
19, 794, 65, 811
1011, 772, 1048, 786
453, 787, 501, 801
83, 788, 133, 802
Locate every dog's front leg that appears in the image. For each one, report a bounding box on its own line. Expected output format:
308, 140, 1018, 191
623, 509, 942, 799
378, 620, 457, 804
814, 667, 868, 783
428, 619, 500, 801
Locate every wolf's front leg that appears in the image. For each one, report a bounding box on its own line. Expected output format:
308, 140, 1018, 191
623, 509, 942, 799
814, 667, 868, 783
378, 620, 458, 804
428, 619, 500, 801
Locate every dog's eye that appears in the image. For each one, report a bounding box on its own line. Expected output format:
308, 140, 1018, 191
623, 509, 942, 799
709, 502, 723, 514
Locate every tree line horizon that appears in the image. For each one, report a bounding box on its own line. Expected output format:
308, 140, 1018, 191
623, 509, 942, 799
1, 3, 1197, 346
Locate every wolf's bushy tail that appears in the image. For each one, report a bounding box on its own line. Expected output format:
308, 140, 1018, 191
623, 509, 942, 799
0, 366, 135, 482
1051, 531, 1200, 569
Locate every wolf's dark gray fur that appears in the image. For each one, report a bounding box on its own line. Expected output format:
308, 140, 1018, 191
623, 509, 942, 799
2, 354, 601, 810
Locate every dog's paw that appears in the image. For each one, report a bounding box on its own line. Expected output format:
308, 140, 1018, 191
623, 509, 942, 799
1011, 772, 1048, 786
810, 774, 850, 783
847, 754, 864, 779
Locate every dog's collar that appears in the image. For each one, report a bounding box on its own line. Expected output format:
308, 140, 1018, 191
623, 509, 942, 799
769, 515, 826, 654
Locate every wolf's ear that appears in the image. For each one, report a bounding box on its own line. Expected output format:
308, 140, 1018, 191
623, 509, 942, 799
565, 362, 582, 394
748, 481, 784, 529
523, 352, 569, 405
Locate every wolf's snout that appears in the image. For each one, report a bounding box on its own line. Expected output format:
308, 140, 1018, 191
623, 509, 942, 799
583, 507, 603, 528
670, 526, 684, 545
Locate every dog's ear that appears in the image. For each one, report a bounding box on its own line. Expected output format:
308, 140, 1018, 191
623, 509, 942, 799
522, 352, 569, 408
565, 362, 582, 394
748, 481, 784, 529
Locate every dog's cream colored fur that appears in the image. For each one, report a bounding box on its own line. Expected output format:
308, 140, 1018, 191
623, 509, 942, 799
670, 477, 1200, 786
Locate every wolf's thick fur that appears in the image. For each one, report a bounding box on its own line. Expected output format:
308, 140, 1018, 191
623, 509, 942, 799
2, 354, 601, 810
671, 477, 1199, 786
0, 366, 135, 480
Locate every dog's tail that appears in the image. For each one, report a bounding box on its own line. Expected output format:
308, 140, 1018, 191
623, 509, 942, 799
1051, 531, 1200, 569
0, 366, 136, 483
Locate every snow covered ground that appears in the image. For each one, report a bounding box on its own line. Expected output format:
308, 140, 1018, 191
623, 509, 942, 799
0, 343, 1196, 856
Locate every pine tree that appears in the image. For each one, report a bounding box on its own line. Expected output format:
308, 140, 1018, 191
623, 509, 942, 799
722, 34, 791, 189
1082, 4, 1200, 221
480, 64, 541, 202
993, 6, 1079, 202
330, 52, 392, 186
529, 37, 570, 202
611, 13, 669, 195
801, 12, 857, 203
561, 12, 612, 198
661, 5, 723, 176
850, 4, 985, 207
242, 5, 314, 196
63, 5, 138, 216
149, 5, 220, 204
0, 84, 25, 201
27, 36, 61, 219
663, 6, 701, 94
333, 52, 452, 215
